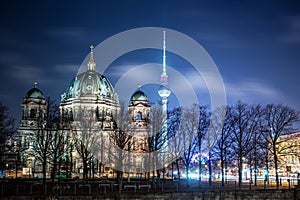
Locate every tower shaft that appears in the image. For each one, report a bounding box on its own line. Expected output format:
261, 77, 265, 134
158, 31, 171, 165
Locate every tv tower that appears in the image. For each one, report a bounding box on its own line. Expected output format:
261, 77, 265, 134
158, 31, 171, 157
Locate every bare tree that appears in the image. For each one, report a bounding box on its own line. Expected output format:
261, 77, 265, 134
230, 101, 261, 187
34, 130, 50, 184
203, 125, 220, 186
250, 104, 264, 185
168, 107, 182, 181
39, 100, 68, 183
264, 104, 299, 188
0, 102, 16, 172
246, 105, 265, 187
146, 104, 166, 184
72, 106, 102, 182
212, 106, 233, 186
109, 101, 132, 186
180, 104, 199, 186
30, 97, 59, 184
196, 105, 210, 185
48, 128, 68, 182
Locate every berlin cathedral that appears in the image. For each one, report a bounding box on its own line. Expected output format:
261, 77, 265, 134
18, 46, 154, 178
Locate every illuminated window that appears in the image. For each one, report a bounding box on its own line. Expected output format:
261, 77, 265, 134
136, 112, 142, 120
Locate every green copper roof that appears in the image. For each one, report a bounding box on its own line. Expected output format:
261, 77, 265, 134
25, 88, 45, 99
130, 90, 148, 101
61, 70, 117, 101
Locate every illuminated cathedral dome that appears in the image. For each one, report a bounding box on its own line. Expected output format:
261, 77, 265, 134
61, 46, 118, 102
61, 70, 117, 101
25, 81, 45, 100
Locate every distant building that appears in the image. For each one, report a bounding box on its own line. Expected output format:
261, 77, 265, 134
270, 132, 300, 177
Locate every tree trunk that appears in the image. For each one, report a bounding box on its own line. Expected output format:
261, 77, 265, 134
66, 156, 69, 180
208, 151, 212, 186
238, 155, 243, 188
85, 161, 88, 182
156, 169, 161, 186
254, 133, 257, 186
176, 159, 181, 184
91, 159, 94, 180
42, 157, 47, 185
221, 153, 225, 187
70, 150, 73, 174
117, 170, 123, 184
51, 163, 56, 183
83, 157, 88, 182
198, 137, 202, 186
273, 143, 279, 188
171, 162, 174, 180
58, 158, 62, 182
250, 166, 253, 187
186, 165, 189, 187
198, 157, 202, 186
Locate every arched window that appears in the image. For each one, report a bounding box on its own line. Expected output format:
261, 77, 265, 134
136, 111, 142, 120
30, 109, 36, 118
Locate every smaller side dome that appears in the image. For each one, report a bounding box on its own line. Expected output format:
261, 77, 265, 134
130, 90, 148, 101
25, 81, 45, 99
25, 88, 45, 99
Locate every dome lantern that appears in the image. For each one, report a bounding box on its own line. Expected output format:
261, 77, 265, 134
87, 45, 96, 71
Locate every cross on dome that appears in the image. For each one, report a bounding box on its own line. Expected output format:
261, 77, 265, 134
87, 45, 96, 71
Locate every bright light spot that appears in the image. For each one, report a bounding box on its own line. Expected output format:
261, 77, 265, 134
189, 173, 198, 179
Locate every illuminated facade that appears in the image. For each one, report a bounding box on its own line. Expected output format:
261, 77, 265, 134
271, 132, 300, 177
18, 46, 153, 177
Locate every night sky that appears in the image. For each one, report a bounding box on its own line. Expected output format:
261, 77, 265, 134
0, 0, 300, 128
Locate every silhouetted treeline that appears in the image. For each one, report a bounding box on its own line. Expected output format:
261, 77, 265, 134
167, 101, 299, 188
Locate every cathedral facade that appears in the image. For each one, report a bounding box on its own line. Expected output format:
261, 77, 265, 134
18, 46, 151, 178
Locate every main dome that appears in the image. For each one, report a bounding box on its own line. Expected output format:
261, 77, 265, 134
61, 46, 118, 102
61, 70, 117, 101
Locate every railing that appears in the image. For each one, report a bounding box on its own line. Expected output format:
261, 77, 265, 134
0, 178, 299, 196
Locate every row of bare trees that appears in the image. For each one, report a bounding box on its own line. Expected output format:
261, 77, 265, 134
1, 99, 298, 190
167, 101, 299, 188
34, 100, 299, 189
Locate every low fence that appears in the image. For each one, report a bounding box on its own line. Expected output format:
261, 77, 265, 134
0, 179, 299, 199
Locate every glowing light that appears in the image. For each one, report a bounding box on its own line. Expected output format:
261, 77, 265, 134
188, 173, 198, 179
